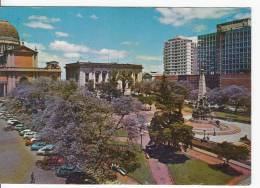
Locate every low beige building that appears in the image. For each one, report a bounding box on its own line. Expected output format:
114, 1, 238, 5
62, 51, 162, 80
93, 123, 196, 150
65, 61, 143, 90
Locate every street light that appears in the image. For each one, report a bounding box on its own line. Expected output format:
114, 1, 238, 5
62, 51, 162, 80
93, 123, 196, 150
140, 132, 144, 151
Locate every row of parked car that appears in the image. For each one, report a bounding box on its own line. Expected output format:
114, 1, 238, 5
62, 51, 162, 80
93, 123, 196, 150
0, 101, 129, 183
0, 108, 97, 184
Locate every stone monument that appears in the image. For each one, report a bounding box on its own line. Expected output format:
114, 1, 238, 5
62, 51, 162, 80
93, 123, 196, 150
192, 69, 210, 120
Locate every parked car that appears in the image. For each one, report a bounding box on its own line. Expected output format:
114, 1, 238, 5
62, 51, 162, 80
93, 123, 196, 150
111, 164, 127, 176
36, 155, 65, 170
25, 138, 39, 146
23, 131, 38, 139
8, 120, 20, 126
65, 171, 96, 184
31, 142, 47, 151
14, 124, 26, 131
56, 165, 80, 178
19, 129, 31, 136
7, 119, 19, 124
37, 144, 55, 155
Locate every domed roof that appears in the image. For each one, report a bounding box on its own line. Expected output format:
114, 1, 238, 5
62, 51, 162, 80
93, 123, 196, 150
0, 20, 20, 44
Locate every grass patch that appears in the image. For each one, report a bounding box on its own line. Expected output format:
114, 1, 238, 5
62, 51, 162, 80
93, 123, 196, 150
114, 129, 128, 137
128, 152, 154, 184
168, 159, 233, 185
213, 111, 251, 123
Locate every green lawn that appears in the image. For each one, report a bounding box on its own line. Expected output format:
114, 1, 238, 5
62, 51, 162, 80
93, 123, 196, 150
213, 111, 251, 123
114, 129, 128, 137
168, 159, 233, 185
128, 152, 154, 184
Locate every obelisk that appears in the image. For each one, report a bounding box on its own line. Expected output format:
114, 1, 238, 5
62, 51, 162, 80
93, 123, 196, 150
198, 69, 206, 101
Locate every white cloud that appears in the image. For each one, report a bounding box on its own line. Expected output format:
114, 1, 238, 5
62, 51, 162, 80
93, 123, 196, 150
156, 8, 238, 26
25, 15, 60, 30
143, 64, 163, 74
194, 24, 207, 33
233, 12, 251, 20
90, 14, 99, 20
136, 55, 162, 62
76, 13, 83, 18
49, 40, 128, 61
121, 41, 139, 46
50, 40, 90, 53
55, 31, 69, 37
24, 22, 54, 29
28, 15, 60, 23
95, 48, 128, 59
24, 41, 46, 51
64, 52, 81, 58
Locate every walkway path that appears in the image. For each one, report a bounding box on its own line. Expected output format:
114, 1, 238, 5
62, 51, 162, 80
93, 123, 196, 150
148, 158, 174, 184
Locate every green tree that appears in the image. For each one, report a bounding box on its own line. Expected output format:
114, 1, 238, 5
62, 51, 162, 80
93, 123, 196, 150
117, 70, 133, 94
148, 75, 193, 151
214, 141, 249, 165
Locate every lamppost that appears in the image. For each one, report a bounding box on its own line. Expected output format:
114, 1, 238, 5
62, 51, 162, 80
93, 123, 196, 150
203, 130, 206, 140
140, 132, 144, 151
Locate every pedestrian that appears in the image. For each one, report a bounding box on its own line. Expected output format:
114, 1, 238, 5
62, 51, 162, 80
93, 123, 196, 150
30, 172, 35, 183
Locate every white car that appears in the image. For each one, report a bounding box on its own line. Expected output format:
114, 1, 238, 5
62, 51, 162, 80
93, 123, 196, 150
19, 129, 31, 136
23, 131, 38, 139
7, 119, 19, 125
36, 144, 55, 155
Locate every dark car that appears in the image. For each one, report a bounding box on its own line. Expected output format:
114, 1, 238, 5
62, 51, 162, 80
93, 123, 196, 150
65, 171, 96, 184
111, 164, 127, 176
56, 165, 79, 178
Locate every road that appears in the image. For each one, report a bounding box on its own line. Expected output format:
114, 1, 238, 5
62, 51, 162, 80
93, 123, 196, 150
0, 117, 64, 184
183, 112, 251, 143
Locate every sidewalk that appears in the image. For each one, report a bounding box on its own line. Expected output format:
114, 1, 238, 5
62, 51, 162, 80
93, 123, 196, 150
148, 158, 174, 184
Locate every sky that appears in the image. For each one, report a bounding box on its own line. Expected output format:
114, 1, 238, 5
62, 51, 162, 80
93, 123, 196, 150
0, 7, 251, 78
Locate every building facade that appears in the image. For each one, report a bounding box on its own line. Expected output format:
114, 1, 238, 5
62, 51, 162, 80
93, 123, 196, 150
198, 33, 217, 75
65, 62, 143, 90
0, 20, 61, 97
198, 18, 251, 75
164, 36, 197, 75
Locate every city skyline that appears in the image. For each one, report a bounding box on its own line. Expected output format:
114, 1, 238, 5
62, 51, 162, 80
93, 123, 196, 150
0, 7, 251, 78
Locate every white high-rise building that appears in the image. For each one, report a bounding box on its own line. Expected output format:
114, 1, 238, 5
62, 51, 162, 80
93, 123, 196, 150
163, 36, 197, 75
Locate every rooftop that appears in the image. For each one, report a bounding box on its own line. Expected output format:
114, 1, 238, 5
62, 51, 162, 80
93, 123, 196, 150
65, 61, 143, 69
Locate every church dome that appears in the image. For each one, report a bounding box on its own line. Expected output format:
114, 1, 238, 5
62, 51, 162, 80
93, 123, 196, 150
0, 20, 20, 44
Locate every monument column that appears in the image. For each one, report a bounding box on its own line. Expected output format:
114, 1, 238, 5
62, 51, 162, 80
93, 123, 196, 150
79, 70, 85, 86
198, 69, 206, 101
105, 71, 109, 82
98, 71, 102, 83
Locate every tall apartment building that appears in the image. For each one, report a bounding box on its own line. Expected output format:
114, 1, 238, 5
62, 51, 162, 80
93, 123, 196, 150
163, 36, 197, 75
198, 18, 251, 75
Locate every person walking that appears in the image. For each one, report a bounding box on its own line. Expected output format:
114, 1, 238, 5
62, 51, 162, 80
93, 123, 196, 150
30, 172, 35, 183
